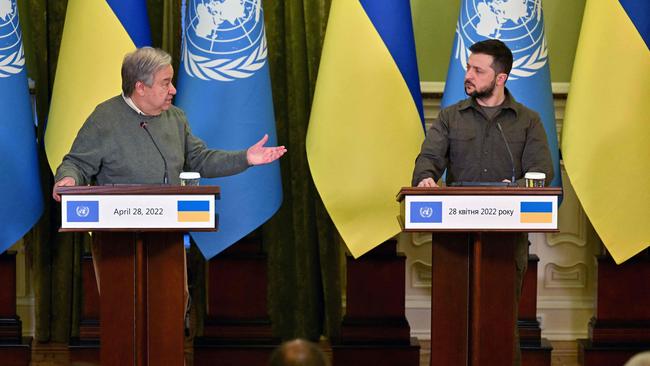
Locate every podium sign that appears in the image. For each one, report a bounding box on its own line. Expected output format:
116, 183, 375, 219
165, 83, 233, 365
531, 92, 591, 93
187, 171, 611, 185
57, 185, 219, 231
61, 194, 216, 230
402, 194, 558, 231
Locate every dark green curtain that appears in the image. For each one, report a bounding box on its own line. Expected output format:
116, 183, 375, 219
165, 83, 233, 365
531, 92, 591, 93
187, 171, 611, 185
19, 0, 76, 343
19, 0, 341, 344
263, 0, 341, 341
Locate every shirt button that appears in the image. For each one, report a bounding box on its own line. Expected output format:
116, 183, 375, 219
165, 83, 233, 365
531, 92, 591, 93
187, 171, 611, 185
483, 168, 488, 172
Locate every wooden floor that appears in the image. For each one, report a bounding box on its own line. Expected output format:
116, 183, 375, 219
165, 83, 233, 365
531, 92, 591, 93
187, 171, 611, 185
26, 339, 579, 366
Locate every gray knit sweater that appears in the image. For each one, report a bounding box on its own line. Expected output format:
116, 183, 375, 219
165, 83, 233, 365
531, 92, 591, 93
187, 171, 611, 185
55, 96, 249, 185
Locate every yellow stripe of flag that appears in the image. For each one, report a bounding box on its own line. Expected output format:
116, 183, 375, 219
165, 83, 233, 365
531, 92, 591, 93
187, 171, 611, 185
45, 0, 139, 172
562, 0, 650, 263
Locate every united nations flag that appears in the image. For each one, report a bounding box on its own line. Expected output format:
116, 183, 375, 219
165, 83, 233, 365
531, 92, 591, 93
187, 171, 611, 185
176, 0, 281, 259
442, 0, 562, 189
0, 0, 43, 253
182, 0, 266, 81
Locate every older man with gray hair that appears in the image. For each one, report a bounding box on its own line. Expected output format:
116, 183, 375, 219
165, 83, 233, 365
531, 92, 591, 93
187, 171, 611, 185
53, 46, 285, 200
51, 47, 286, 307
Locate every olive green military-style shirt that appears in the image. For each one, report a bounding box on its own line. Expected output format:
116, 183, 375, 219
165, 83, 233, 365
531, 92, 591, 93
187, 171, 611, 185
412, 89, 553, 186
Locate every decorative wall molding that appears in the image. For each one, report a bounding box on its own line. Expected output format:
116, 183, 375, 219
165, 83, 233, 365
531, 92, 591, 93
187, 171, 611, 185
410, 260, 432, 288
537, 296, 595, 310
411, 232, 432, 247
406, 295, 432, 340
541, 329, 590, 341
405, 295, 432, 309
547, 204, 588, 247
420, 81, 445, 94
544, 262, 589, 289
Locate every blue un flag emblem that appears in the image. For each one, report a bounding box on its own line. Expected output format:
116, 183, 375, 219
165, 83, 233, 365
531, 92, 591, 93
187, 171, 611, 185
67, 201, 99, 222
454, 0, 547, 80
410, 202, 443, 223
182, 0, 267, 81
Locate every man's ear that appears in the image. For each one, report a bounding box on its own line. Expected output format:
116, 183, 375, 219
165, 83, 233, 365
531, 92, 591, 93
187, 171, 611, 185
134, 81, 146, 96
497, 72, 508, 86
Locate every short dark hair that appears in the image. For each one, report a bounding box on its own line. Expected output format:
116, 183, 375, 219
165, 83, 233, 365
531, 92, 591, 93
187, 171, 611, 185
469, 39, 513, 76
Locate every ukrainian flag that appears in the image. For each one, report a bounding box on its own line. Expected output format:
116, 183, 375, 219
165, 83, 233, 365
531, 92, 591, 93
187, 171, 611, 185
177, 200, 210, 222
0, 0, 43, 253
520, 202, 553, 224
44, 0, 151, 172
562, 0, 649, 264
306, 0, 425, 258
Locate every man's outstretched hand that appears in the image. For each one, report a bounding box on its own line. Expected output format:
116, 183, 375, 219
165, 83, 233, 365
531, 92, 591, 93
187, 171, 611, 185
247, 134, 287, 165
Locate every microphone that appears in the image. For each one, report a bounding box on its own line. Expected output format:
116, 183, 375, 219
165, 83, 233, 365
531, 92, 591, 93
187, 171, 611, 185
496, 122, 516, 185
140, 121, 169, 184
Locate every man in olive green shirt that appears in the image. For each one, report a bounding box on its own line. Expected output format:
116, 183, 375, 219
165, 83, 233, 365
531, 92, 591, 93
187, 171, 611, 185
412, 39, 553, 366
412, 44, 552, 187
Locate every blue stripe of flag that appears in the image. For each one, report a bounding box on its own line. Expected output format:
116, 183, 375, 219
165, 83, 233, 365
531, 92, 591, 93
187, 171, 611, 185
178, 200, 209, 212
521, 202, 553, 213
105, 0, 152, 47
619, 0, 649, 49
358, 0, 424, 125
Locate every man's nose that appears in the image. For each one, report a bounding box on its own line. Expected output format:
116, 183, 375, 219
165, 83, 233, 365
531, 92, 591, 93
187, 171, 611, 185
169, 83, 177, 95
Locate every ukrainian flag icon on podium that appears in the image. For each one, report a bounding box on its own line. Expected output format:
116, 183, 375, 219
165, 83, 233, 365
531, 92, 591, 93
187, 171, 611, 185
177, 201, 211, 223
520, 202, 553, 224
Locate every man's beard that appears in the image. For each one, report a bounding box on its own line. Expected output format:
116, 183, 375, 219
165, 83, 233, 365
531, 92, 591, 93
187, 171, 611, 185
465, 77, 497, 99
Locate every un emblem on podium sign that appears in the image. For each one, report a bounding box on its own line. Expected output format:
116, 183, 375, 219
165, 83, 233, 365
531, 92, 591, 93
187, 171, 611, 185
182, 0, 267, 82
76, 206, 90, 218
454, 0, 547, 80
419, 206, 434, 219
0, 0, 25, 78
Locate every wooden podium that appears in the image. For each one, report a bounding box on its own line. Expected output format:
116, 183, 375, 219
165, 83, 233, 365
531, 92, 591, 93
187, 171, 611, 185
57, 185, 220, 366
332, 240, 420, 366
578, 252, 650, 365
0, 251, 31, 366
398, 187, 561, 366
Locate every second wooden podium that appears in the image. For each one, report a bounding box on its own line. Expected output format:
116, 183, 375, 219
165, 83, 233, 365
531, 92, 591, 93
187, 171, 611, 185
398, 186, 561, 366
57, 185, 220, 366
